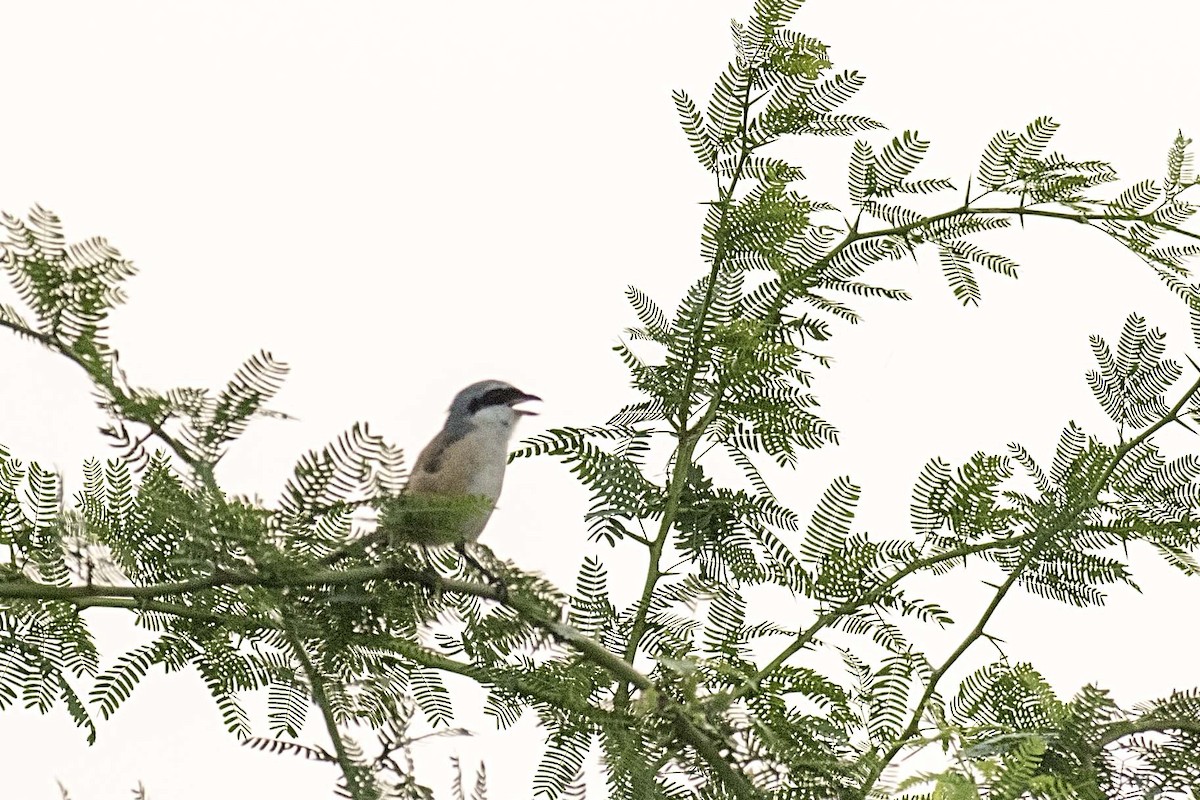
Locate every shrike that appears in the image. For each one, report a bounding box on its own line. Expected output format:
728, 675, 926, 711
326, 380, 539, 570
402, 379, 540, 545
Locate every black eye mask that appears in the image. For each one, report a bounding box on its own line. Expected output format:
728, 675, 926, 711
468, 387, 540, 415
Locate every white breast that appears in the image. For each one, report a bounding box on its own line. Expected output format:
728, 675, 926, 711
466, 411, 517, 500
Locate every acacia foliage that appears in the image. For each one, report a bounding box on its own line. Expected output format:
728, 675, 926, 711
3, 1, 1200, 798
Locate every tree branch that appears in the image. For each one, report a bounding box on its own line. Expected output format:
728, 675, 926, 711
615, 64, 760, 712
1, 558, 762, 798
283, 623, 374, 800
734, 531, 1037, 701
1099, 717, 1200, 749
858, 369, 1200, 795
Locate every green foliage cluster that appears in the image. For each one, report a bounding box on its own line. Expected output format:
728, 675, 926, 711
3, 1, 1200, 798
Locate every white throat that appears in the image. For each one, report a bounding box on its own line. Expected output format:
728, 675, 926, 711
470, 404, 522, 439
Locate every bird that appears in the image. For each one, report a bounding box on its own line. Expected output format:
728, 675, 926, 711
399, 379, 541, 544
325, 380, 540, 571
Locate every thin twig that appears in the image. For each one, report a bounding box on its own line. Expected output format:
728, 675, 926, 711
283, 622, 374, 800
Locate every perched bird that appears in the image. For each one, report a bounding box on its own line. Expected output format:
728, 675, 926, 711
325, 380, 539, 567
399, 379, 541, 545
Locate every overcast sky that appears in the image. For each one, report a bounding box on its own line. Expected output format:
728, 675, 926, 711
2, 2, 1199, 798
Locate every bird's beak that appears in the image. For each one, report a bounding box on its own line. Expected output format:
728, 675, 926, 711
511, 392, 542, 416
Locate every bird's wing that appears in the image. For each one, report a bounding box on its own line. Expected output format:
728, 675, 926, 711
406, 429, 482, 496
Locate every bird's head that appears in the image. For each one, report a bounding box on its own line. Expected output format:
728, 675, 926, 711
447, 379, 541, 433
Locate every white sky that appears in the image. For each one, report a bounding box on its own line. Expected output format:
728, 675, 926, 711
2, 2, 1199, 798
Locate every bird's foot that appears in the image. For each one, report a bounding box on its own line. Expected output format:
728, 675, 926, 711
455, 542, 508, 601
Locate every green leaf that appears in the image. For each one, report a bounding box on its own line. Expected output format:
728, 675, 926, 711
1110, 179, 1159, 216
1011, 116, 1059, 166
804, 69, 865, 114
938, 245, 981, 306
672, 90, 717, 170
800, 476, 860, 564
978, 129, 1019, 189
1166, 130, 1194, 190
849, 139, 876, 204
706, 62, 750, 147
911, 458, 952, 535
875, 131, 930, 188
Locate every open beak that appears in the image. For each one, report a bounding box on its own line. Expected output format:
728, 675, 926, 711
511, 392, 542, 416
